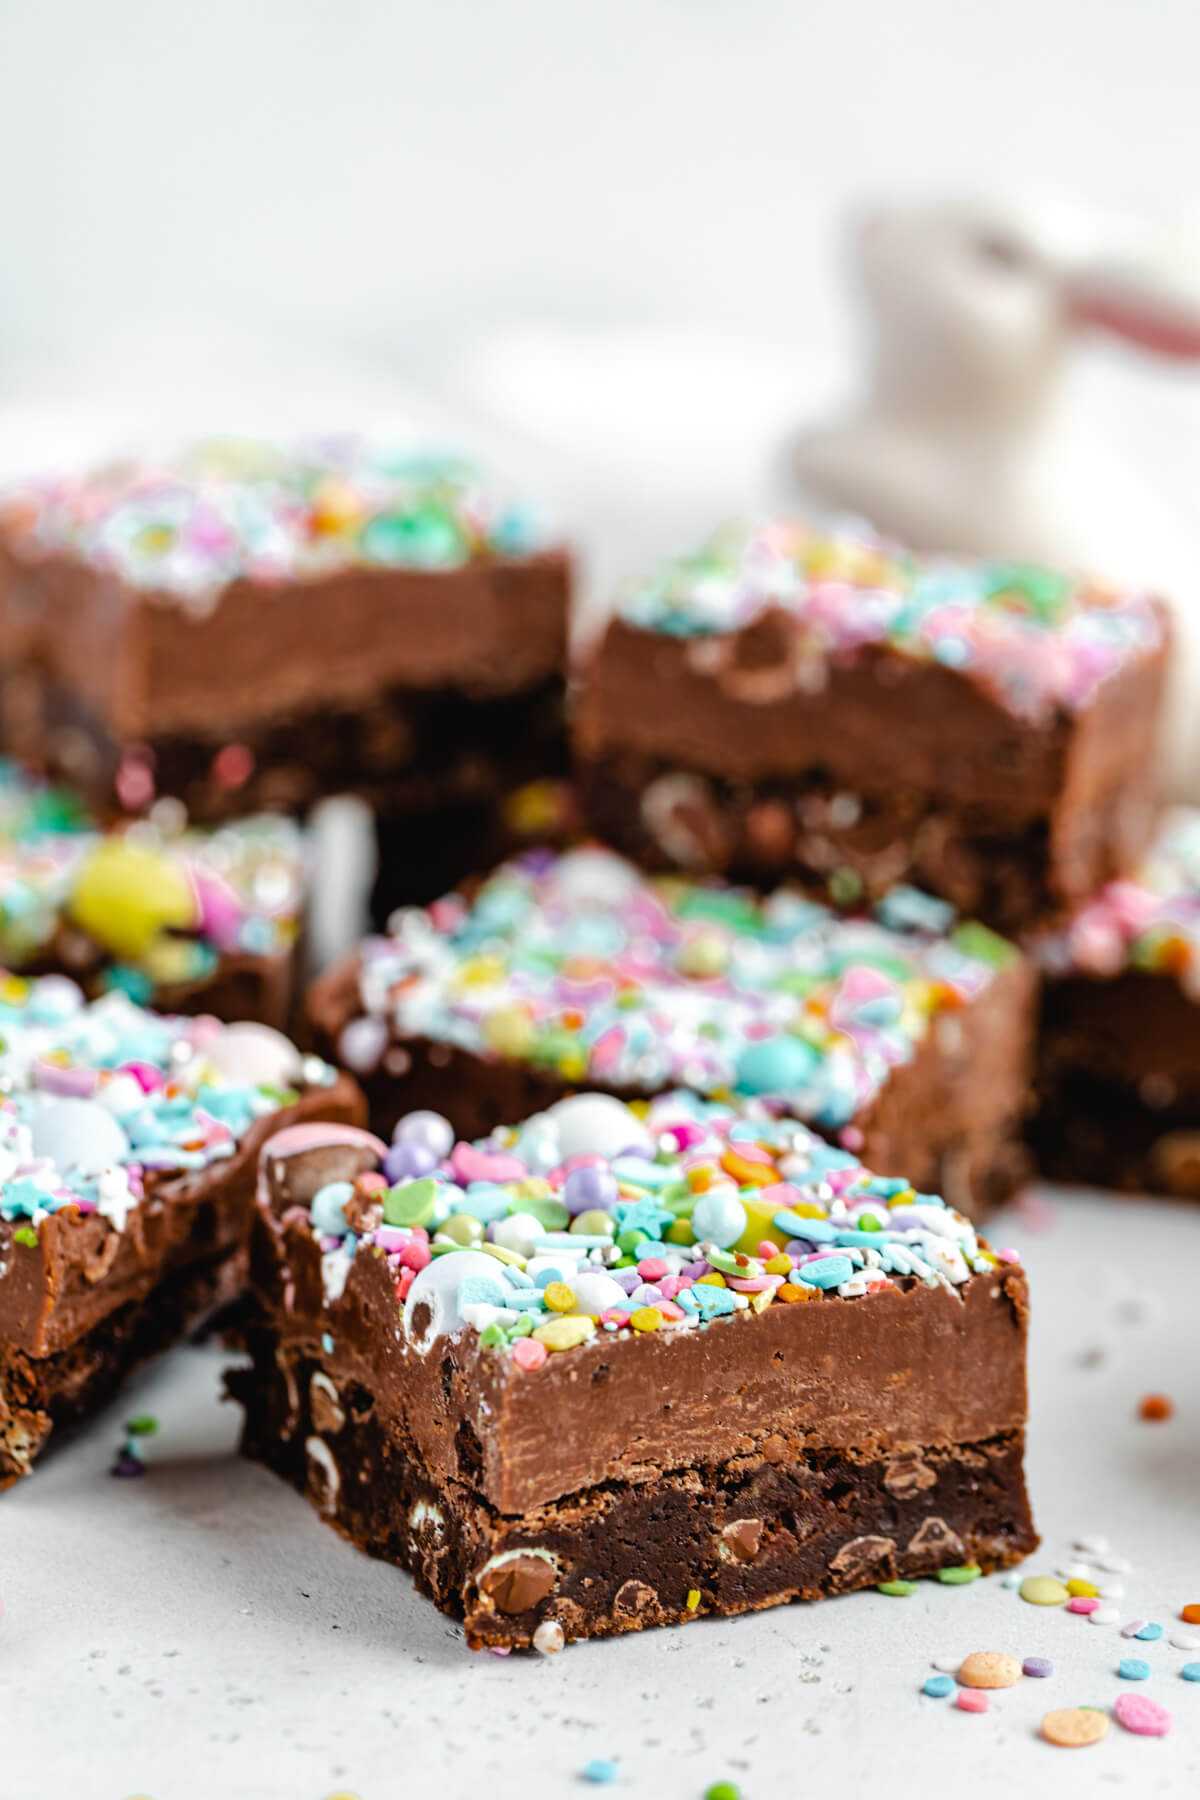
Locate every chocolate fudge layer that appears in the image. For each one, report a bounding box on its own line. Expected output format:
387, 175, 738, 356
0, 978, 361, 1485
1030, 807, 1200, 1194
234, 1089, 1037, 1648
0, 762, 305, 1025
573, 522, 1168, 933
0, 438, 569, 823
309, 847, 1035, 1221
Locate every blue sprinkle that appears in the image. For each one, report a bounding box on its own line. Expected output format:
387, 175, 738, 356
534, 1267, 564, 1289
774, 1210, 837, 1242
321, 1332, 335, 1354
1119, 1658, 1152, 1681
1135, 1622, 1164, 1641
796, 1255, 854, 1290
582, 1759, 618, 1784
923, 1675, 955, 1698
1181, 1663, 1200, 1682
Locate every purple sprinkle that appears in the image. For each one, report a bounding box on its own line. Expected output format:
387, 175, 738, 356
613, 1268, 643, 1295
111, 1452, 145, 1480
1022, 1656, 1053, 1679
563, 1164, 619, 1215
785, 1237, 816, 1256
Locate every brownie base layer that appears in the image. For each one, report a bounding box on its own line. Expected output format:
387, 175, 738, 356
307, 956, 1036, 1222
1031, 969, 1200, 1194
0, 1245, 242, 1489
576, 750, 1145, 938
38, 673, 567, 827
234, 1333, 1037, 1648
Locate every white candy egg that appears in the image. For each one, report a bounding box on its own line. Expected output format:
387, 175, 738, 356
30, 1098, 131, 1176
205, 1022, 302, 1089
547, 1094, 652, 1160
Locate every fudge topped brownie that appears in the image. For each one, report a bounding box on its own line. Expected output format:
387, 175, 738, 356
572, 519, 1168, 930
310, 846, 1035, 1218
0, 974, 359, 1483
1029, 807, 1200, 1193
237, 1087, 1036, 1646
0, 436, 569, 818
0, 759, 304, 1021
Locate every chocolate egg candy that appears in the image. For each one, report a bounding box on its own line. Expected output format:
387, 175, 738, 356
30, 1096, 131, 1176
258, 1121, 388, 1212
205, 1022, 302, 1089
403, 1250, 505, 1353
547, 1094, 652, 1161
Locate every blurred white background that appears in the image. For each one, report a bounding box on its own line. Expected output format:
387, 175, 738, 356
2, 0, 1200, 598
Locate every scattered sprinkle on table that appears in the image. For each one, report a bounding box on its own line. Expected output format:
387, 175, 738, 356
1119, 1658, 1152, 1681
1135, 1622, 1164, 1642
583, 1760, 618, 1784
938, 1565, 982, 1586
1023, 1657, 1053, 1678
955, 1689, 988, 1713
1173, 1633, 1200, 1650
1182, 1604, 1200, 1625
1074, 1535, 1108, 1555
1114, 1692, 1173, 1736
1021, 1576, 1069, 1606
958, 1652, 1022, 1689
878, 1580, 919, 1597
932, 1655, 964, 1673
1089, 1606, 1120, 1626
923, 1676, 956, 1698
1139, 1393, 1174, 1422
1066, 1578, 1098, 1598
1122, 1619, 1150, 1638
1068, 1597, 1099, 1615
1042, 1708, 1109, 1747
703, 1785, 742, 1800
1181, 1664, 1200, 1682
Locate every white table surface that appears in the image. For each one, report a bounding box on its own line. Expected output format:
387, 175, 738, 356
4, 1181, 1198, 1800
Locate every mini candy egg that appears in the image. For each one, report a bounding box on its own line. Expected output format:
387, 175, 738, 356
404, 1250, 505, 1352
383, 1140, 437, 1183
507, 1112, 562, 1174
337, 1015, 388, 1074
691, 1190, 748, 1249
547, 1094, 652, 1160
311, 1181, 354, 1237
492, 1212, 547, 1258
69, 838, 194, 960
563, 1164, 619, 1215
551, 848, 644, 907
734, 1033, 818, 1096
392, 1109, 454, 1161
570, 1272, 630, 1317
30, 1097, 131, 1175
205, 1022, 301, 1090
570, 1208, 616, 1238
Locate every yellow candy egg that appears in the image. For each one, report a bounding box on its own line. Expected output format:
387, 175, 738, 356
69, 839, 194, 961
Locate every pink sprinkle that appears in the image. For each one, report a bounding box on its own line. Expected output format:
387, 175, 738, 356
955, 1689, 988, 1713
839, 1126, 865, 1152
1068, 1597, 1100, 1614
512, 1337, 548, 1371
756, 1239, 779, 1260
397, 1266, 416, 1300
655, 1301, 685, 1321
400, 1241, 432, 1272
120, 1060, 165, 1094
599, 1308, 628, 1327
996, 1247, 1020, 1263
1114, 1693, 1173, 1736
357, 1171, 388, 1193
372, 1226, 410, 1253
754, 1183, 800, 1210
727, 1275, 777, 1292
658, 1276, 684, 1299
486, 1645, 511, 1657
637, 1257, 668, 1281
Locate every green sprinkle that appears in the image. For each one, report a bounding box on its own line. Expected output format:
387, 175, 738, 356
382, 1178, 437, 1228
878, 1579, 918, 1596
126, 1415, 158, 1437
937, 1564, 983, 1585
705, 1785, 742, 1800
950, 920, 1016, 969
829, 866, 864, 906
13, 1227, 37, 1249
478, 1324, 506, 1350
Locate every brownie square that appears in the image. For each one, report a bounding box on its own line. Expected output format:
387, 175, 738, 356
572, 521, 1168, 933
233, 1088, 1037, 1648
308, 847, 1036, 1221
0, 438, 569, 829
1030, 806, 1200, 1194
0, 759, 306, 1026
0, 977, 361, 1485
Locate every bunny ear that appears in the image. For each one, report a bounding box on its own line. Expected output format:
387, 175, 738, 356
1068, 258, 1200, 359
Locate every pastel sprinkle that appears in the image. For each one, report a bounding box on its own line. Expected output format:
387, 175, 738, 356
1118, 1658, 1152, 1680
1065, 1578, 1098, 1598
1021, 1576, 1070, 1606
1171, 1633, 1200, 1650
1089, 1606, 1120, 1626
1182, 1604, 1200, 1625
1068, 1597, 1099, 1615
937, 1565, 982, 1586
923, 1676, 955, 1698
704, 1786, 741, 1800
1181, 1663, 1200, 1682
955, 1689, 988, 1713
1042, 1707, 1109, 1747
1022, 1657, 1053, 1679
931, 1655, 964, 1673
1122, 1619, 1150, 1638
1135, 1622, 1164, 1642
878, 1580, 919, 1597
582, 1759, 618, 1784
958, 1651, 1022, 1689
1113, 1692, 1173, 1736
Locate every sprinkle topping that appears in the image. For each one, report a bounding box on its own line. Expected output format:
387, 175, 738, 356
291, 1088, 1012, 1361
0, 761, 304, 994
615, 519, 1163, 721
350, 847, 1014, 1134
0, 435, 550, 608
0, 976, 334, 1241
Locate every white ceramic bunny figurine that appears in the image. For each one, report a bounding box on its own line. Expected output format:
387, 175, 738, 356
786, 197, 1200, 798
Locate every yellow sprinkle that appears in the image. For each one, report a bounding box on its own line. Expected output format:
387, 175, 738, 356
764, 1254, 792, 1276
532, 1316, 596, 1352
1066, 1577, 1098, 1598
1020, 1575, 1070, 1606
696, 1271, 727, 1288
515, 1176, 551, 1199
666, 1219, 695, 1246
629, 1307, 662, 1333
749, 1288, 775, 1314
542, 1281, 576, 1314
686, 1588, 701, 1611
480, 1243, 526, 1269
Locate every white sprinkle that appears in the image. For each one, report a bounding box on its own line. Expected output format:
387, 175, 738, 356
1171, 1632, 1200, 1651
1122, 1619, 1150, 1638
1057, 1562, 1094, 1581
1074, 1535, 1109, 1555
1095, 1554, 1132, 1574
1089, 1606, 1120, 1626
1096, 1580, 1126, 1600
1002, 1572, 1023, 1589
932, 1655, 964, 1672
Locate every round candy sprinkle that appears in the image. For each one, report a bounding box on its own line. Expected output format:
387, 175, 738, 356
931, 1655, 964, 1673
1119, 1658, 1152, 1680
532, 1620, 565, 1655
1022, 1657, 1053, 1678
1181, 1663, 1200, 1681
1066, 1578, 1098, 1598
703, 1785, 742, 1800
1135, 1622, 1164, 1641
1139, 1393, 1174, 1422
923, 1676, 955, 1698
582, 1759, 618, 1784
878, 1580, 918, 1597
937, 1565, 982, 1586
1042, 1707, 1109, 1747
1114, 1692, 1173, 1736
1172, 1632, 1200, 1650
1068, 1597, 1099, 1615
1021, 1576, 1069, 1606
1122, 1619, 1150, 1638
958, 1652, 1022, 1689
955, 1689, 988, 1713
1089, 1606, 1120, 1626
1181, 1604, 1200, 1624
